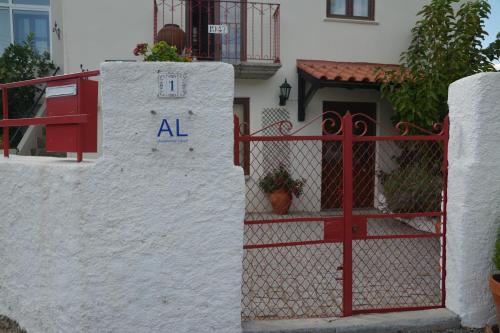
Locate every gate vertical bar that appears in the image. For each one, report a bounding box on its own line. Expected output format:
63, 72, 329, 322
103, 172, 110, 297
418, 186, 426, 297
441, 115, 449, 307
153, 0, 158, 43
234, 114, 240, 166
342, 112, 353, 316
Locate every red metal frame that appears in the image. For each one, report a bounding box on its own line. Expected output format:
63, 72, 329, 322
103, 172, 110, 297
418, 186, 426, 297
0, 70, 100, 162
441, 117, 450, 308
342, 112, 353, 316
238, 112, 450, 320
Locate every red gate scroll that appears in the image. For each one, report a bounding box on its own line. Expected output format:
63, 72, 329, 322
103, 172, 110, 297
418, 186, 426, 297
235, 112, 449, 320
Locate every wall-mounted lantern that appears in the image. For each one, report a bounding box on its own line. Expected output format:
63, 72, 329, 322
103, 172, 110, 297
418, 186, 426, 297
52, 21, 61, 40
279, 79, 291, 106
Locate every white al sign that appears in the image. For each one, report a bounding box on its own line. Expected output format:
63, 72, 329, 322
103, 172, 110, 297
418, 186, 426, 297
158, 72, 187, 98
208, 24, 228, 34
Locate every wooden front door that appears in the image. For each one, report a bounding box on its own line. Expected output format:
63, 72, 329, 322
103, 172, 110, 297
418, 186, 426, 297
321, 102, 376, 210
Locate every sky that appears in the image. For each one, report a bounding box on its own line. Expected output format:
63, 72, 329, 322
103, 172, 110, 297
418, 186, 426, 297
485, 0, 500, 64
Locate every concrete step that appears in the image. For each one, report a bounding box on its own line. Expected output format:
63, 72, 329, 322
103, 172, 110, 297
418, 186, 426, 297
242, 309, 461, 333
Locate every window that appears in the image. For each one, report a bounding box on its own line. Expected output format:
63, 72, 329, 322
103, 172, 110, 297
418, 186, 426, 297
13, 0, 49, 5
0, 0, 50, 55
13, 10, 50, 54
0, 8, 11, 54
327, 0, 374, 20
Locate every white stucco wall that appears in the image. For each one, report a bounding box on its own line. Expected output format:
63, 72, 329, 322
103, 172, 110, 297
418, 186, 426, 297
0, 62, 245, 333
446, 72, 500, 328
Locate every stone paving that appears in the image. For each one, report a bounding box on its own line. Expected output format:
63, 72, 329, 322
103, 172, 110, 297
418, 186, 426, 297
242, 215, 442, 320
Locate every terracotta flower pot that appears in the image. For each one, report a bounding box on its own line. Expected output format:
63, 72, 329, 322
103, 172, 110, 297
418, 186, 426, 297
490, 275, 500, 324
157, 24, 186, 54
269, 189, 292, 215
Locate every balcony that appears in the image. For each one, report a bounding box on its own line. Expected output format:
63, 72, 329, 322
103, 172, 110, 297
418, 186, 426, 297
154, 0, 281, 79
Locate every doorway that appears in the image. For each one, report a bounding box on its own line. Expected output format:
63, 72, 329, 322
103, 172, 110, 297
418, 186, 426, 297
321, 101, 376, 210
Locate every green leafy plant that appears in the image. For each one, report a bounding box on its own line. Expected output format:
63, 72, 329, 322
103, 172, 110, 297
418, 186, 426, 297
380, 165, 442, 213
258, 165, 305, 198
0, 35, 55, 145
377, 0, 500, 128
0, 314, 28, 333
0, 35, 55, 120
133, 42, 192, 62
494, 226, 500, 272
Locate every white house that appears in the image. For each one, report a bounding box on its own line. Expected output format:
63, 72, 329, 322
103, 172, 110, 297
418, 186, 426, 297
0, 0, 437, 141
0, 0, 470, 325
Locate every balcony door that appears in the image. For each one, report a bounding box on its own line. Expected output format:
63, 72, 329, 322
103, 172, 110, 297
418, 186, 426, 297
188, 0, 246, 62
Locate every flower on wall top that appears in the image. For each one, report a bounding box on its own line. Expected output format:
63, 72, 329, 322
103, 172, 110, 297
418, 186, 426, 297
133, 42, 192, 62
133, 43, 148, 57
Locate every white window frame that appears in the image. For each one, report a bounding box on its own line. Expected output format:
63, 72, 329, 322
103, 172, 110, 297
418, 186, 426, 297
0, 0, 52, 56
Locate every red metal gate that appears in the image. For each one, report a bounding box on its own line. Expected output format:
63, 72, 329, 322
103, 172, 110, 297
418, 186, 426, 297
235, 112, 449, 320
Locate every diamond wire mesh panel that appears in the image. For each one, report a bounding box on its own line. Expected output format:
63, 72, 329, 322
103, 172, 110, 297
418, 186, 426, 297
351, 139, 445, 311
261, 108, 290, 173
242, 136, 344, 320
242, 239, 343, 320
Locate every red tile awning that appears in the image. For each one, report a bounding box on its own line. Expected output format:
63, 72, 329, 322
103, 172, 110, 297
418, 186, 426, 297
296, 60, 401, 122
297, 59, 400, 83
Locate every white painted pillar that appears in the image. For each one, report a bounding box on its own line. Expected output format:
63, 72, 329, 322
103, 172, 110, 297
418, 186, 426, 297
446, 72, 500, 327
0, 62, 245, 333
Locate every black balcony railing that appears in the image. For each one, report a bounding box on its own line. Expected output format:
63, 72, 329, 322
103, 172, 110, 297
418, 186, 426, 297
154, 0, 280, 63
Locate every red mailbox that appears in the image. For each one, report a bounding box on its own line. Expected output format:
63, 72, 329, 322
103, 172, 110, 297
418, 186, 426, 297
45, 78, 98, 153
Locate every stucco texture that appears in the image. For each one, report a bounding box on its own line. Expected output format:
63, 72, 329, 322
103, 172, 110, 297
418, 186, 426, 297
446, 72, 500, 328
0, 62, 245, 333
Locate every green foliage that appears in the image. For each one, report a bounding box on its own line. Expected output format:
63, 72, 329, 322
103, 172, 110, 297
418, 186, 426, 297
0, 35, 55, 121
258, 165, 305, 198
377, 0, 500, 128
381, 165, 442, 213
380, 142, 443, 213
494, 226, 500, 272
0, 315, 28, 333
133, 42, 192, 62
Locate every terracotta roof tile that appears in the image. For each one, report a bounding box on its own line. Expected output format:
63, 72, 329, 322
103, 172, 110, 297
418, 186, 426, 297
297, 59, 400, 83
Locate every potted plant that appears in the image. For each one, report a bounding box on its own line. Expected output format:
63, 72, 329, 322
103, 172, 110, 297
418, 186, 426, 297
258, 165, 305, 215
157, 24, 186, 55
490, 227, 500, 330
133, 41, 192, 62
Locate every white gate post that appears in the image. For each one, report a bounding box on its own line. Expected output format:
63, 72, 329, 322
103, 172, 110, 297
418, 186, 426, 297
0, 62, 245, 333
446, 72, 500, 327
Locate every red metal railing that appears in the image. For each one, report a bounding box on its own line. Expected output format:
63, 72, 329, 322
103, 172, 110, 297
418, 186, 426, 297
154, 0, 280, 63
0, 70, 100, 162
235, 112, 449, 320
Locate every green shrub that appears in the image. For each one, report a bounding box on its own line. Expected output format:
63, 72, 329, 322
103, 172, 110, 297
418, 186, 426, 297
381, 166, 442, 213
0, 35, 55, 121
133, 42, 192, 62
377, 0, 500, 128
494, 226, 500, 272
